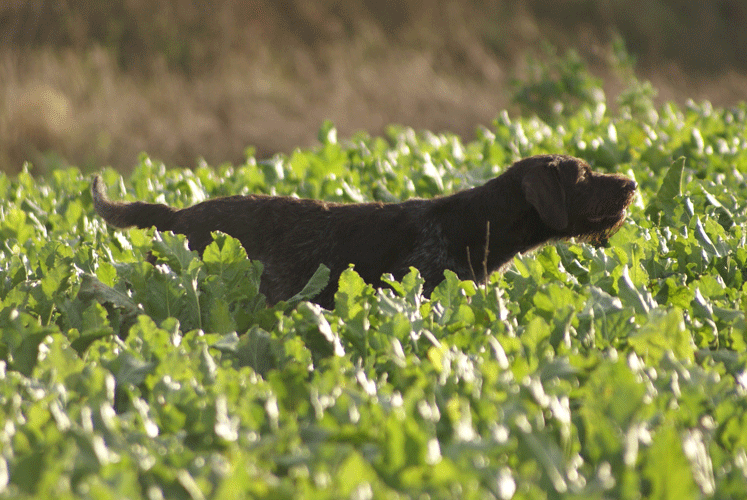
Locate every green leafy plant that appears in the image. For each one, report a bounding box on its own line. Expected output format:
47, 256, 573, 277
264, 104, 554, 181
3, 69, 747, 499
512, 44, 606, 124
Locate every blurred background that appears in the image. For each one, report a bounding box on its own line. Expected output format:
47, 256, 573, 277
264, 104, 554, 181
1, 0, 746, 174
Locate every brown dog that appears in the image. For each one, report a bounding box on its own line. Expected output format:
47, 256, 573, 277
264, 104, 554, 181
92, 155, 636, 308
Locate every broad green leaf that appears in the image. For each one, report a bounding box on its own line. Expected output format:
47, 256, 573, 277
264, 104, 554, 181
211, 332, 240, 354
0, 308, 58, 376
202, 231, 248, 265
294, 302, 344, 358
336, 451, 379, 497
234, 326, 278, 376
285, 263, 330, 308
617, 265, 654, 314
150, 231, 199, 273
334, 266, 371, 314
628, 308, 694, 363
645, 425, 698, 500
78, 273, 141, 315
645, 157, 685, 224
106, 351, 156, 387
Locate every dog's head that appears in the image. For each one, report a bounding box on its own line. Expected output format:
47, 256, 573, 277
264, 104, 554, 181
517, 155, 637, 244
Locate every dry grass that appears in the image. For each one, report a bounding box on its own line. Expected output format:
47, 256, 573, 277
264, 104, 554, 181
2, 0, 746, 174
0, 44, 510, 174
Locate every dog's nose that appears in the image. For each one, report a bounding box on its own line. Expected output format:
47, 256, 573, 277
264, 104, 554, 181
625, 179, 638, 193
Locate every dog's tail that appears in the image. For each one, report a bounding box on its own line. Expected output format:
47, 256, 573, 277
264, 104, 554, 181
91, 175, 178, 231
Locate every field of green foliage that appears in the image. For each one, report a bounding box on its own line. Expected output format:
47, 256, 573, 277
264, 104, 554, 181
3, 63, 747, 498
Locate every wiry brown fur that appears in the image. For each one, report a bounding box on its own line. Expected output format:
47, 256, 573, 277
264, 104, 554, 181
92, 155, 637, 308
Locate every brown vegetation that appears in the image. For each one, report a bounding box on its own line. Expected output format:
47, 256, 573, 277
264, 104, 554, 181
1, 0, 746, 174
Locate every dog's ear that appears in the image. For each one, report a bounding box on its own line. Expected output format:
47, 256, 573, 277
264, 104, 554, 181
521, 164, 568, 230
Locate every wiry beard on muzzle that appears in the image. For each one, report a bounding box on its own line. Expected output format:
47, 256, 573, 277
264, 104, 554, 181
576, 210, 629, 247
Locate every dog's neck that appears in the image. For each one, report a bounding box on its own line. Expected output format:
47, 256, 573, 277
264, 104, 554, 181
434, 171, 559, 282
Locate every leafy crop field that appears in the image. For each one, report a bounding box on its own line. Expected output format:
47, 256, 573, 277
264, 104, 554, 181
3, 89, 747, 498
